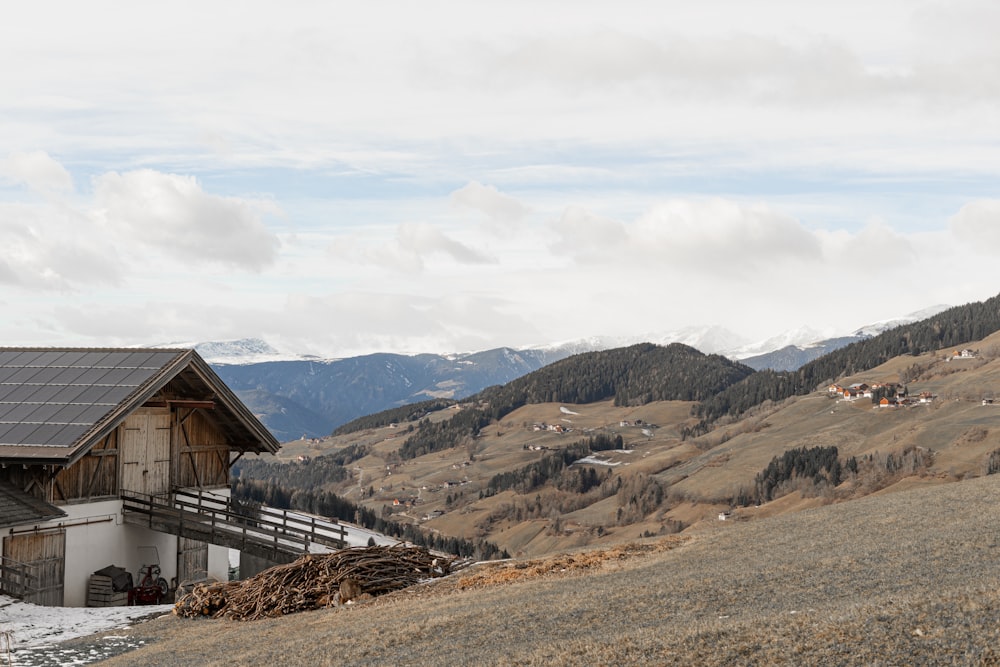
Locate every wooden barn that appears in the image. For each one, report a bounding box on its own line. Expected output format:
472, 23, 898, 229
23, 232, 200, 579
0, 347, 295, 606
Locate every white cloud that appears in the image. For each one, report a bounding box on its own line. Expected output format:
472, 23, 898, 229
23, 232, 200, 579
91, 170, 281, 271
549, 205, 627, 257
0, 151, 74, 194
829, 219, 916, 268
3, 5, 1000, 355
272, 291, 541, 357
0, 203, 121, 290
0, 257, 19, 284
635, 199, 822, 263
398, 222, 496, 264
328, 222, 495, 273
450, 181, 530, 231
949, 200, 1000, 253
551, 198, 821, 269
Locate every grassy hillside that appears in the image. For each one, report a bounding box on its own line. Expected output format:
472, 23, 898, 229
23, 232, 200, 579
94, 472, 1000, 665
235, 326, 1000, 560
696, 290, 1000, 426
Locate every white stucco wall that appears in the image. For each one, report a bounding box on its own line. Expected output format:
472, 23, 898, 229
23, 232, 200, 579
39, 500, 179, 607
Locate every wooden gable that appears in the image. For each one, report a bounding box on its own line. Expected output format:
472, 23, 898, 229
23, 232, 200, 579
0, 347, 280, 504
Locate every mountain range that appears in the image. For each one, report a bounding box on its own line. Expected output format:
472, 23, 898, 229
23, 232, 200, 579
95, 302, 1000, 665
202, 304, 952, 440
210, 347, 570, 441
232, 290, 1000, 562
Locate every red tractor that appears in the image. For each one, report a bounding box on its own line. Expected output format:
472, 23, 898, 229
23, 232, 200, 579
129, 561, 169, 605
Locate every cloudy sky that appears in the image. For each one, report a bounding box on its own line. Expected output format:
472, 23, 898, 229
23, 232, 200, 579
2, 1, 999, 357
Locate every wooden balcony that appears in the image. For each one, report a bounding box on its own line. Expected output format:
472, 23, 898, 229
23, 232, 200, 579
121, 488, 347, 564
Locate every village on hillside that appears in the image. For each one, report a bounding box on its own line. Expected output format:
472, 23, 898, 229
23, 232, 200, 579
827, 348, 995, 408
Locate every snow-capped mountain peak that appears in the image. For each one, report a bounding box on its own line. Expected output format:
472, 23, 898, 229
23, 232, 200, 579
155, 338, 312, 365
725, 325, 839, 360
852, 304, 952, 338
538, 325, 748, 358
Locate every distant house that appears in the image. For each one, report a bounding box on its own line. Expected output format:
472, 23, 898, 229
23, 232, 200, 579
842, 388, 859, 401
918, 392, 935, 403
828, 384, 844, 394
878, 396, 898, 408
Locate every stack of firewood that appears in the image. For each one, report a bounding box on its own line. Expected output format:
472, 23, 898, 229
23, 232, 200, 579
174, 544, 451, 621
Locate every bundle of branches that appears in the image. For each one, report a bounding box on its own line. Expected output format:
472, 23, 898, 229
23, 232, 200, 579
174, 544, 452, 621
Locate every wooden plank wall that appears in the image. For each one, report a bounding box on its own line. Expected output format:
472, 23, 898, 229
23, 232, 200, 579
2, 529, 66, 606
119, 408, 172, 496
176, 536, 209, 584
175, 409, 230, 489
53, 433, 118, 502
7, 403, 235, 505
0, 466, 51, 502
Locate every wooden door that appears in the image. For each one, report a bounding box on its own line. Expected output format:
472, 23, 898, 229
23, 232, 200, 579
1, 530, 66, 606
120, 408, 172, 496
177, 537, 209, 585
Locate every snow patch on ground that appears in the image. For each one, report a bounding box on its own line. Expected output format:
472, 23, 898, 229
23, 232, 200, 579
574, 456, 623, 467
0, 595, 173, 665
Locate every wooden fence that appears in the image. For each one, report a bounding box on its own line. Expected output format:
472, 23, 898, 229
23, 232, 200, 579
122, 488, 348, 563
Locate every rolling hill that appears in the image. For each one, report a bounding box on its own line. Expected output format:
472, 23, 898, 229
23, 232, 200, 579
203, 305, 954, 440
232, 292, 1000, 560
93, 472, 1000, 665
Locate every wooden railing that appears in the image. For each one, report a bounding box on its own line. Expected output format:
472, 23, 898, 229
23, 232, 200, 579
121, 488, 347, 562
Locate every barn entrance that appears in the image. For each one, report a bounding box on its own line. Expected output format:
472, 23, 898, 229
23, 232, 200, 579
120, 408, 172, 496
176, 536, 209, 585
1, 529, 66, 606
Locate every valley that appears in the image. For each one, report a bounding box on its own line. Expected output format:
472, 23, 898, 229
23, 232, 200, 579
234, 322, 1000, 560
24, 296, 1000, 666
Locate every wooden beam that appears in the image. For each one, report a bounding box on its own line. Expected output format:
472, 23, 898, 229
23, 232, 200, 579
144, 400, 215, 410
85, 433, 115, 500
180, 421, 203, 488
53, 477, 67, 502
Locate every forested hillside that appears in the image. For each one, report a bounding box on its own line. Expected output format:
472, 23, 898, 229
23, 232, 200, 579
230, 302, 1000, 560
481, 342, 754, 407
333, 399, 454, 436
397, 343, 753, 459
231, 458, 508, 559
694, 292, 1000, 427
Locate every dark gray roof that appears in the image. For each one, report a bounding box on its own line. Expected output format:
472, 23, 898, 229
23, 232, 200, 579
0, 349, 183, 449
0, 348, 280, 465
0, 480, 66, 529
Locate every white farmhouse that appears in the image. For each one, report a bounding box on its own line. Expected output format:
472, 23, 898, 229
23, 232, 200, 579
0, 348, 330, 607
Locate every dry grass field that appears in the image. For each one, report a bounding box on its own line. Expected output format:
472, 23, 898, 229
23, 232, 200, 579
125, 331, 999, 664
232, 331, 1000, 560
286, 334, 1000, 557
80, 472, 1000, 665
